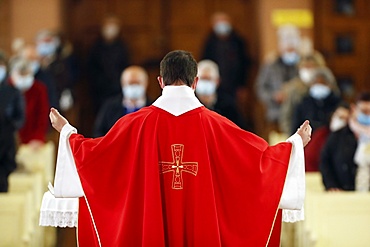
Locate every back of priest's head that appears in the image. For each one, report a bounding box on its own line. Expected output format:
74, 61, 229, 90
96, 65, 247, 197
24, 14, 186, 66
160, 50, 197, 87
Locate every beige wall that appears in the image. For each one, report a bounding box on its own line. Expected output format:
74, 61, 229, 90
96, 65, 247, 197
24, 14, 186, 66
9, 0, 62, 52
257, 0, 314, 62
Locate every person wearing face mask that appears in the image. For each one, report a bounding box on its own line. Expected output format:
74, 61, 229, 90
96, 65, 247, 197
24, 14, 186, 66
92, 66, 151, 137
0, 52, 25, 192
346, 92, 370, 191
292, 67, 341, 135
88, 15, 130, 114
21, 44, 59, 109
279, 53, 327, 135
195, 60, 247, 129
9, 58, 50, 147
35, 30, 78, 112
256, 25, 302, 137
201, 12, 250, 99
320, 99, 363, 191
303, 102, 350, 172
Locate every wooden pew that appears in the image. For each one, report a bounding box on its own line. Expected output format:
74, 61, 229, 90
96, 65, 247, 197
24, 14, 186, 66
8, 172, 44, 247
305, 192, 370, 247
16, 141, 56, 187
0, 192, 33, 247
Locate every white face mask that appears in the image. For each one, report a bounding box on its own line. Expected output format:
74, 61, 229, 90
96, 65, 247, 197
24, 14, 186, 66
213, 21, 232, 36
37, 41, 58, 56
330, 116, 347, 132
123, 85, 145, 100
195, 79, 217, 96
0, 66, 6, 83
102, 24, 120, 40
281, 52, 299, 65
309, 84, 331, 100
299, 68, 315, 84
12, 74, 34, 91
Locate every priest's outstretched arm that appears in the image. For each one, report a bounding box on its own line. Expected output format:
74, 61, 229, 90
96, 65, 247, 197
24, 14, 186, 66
279, 120, 311, 222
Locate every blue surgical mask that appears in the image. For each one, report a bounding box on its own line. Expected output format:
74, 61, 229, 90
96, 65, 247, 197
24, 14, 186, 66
196, 79, 217, 96
309, 84, 331, 100
0, 66, 6, 83
37, 42, 57, 56
213, 22, 232, 36
123, 85, 145, 100
281, 52, 299, 65
357, 112, 370, 126
30, 61, 41, 74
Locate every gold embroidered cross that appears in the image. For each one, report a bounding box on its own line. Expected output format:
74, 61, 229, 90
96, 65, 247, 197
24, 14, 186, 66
159, 144, 198, 189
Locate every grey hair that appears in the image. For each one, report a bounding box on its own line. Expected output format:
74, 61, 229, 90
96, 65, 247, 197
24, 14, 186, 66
197, 59, 220, 79
10, 57, 32, 74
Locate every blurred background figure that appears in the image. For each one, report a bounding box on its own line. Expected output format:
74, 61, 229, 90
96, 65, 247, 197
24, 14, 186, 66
21, 44, 59, 109
348, 92, 370, 192
87, 15, 130, 114
292, 67, 341, 134
279, 53, 326, 135
255, 24, 301, 133
35, 29, 78, 112
9, 58, 49, 148
320, 102, 355, 191
305, 102, 349, 172
201, 12, 250, 99
196, 59, 247, 129
0, 51, 25, 192
93, 66, 151, 137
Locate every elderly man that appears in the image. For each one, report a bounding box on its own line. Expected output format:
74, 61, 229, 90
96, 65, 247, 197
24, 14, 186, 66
87, 15, 130, 113
196, 59, 246, 129
201, 12, 250, 98
256, 24, 301, 133
93, 65, 151, 137
46, 50, 311, 247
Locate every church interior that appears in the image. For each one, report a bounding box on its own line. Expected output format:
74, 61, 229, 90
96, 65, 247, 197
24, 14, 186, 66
1, 0, 370, 246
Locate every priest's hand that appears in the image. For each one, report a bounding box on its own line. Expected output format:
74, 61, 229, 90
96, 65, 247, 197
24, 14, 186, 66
49, 108, 68, 133
296, 120, 312, 147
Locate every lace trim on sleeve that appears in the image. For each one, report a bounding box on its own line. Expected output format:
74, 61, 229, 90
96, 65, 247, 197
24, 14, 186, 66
282, 207, 304, 223
39, 191, 79, 228
39, 210, 78, 228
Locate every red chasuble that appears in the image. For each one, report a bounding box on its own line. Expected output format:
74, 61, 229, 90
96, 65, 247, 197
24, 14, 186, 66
70, 106, 292, 247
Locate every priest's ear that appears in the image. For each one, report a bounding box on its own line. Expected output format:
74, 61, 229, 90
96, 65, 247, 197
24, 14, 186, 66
157, 76, 165, 89
191, 77, 199, 90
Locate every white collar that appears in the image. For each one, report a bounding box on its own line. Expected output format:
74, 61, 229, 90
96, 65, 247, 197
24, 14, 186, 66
152, 85, 203, 116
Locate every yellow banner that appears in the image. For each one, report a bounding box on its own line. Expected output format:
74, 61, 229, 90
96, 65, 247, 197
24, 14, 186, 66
272, 9, 313, 28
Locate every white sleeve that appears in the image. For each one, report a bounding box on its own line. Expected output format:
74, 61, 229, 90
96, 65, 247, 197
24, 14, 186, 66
53, 123, 84, 198
279, 133, 305, 222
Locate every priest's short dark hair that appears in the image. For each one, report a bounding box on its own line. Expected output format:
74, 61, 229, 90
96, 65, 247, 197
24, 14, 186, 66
160, 50, 197, 86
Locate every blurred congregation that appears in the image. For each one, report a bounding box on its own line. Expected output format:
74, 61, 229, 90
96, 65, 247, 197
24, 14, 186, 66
1, 0, 370, 246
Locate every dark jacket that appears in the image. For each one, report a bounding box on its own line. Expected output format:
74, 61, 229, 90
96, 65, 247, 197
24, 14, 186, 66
93, 94, 151, 137
0, 81, 25, 174
202, 31, 250, 96
88, 38, 130, 112
206, 94, 247, 130
292, 92, 341, 134
320, 126, 357, 190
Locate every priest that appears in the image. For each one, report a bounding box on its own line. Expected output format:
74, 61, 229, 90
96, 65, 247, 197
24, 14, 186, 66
47, 50, 311, 247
